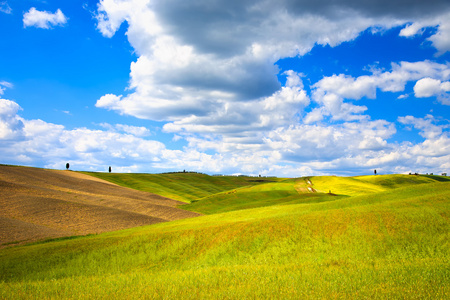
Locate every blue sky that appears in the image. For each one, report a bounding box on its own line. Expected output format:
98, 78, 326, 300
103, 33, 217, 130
1, 0, 449, 176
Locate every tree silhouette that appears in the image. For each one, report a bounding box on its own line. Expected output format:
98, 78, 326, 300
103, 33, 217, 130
109, 166, 112, 173
374, 169, 377, 175
66, 163, 70, 170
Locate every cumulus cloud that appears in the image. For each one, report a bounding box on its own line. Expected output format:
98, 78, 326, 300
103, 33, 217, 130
0, 99, 174, 172
399, 23, 426, 37
398, 11, 450, 55
0, 99, 25, 140
162, 71, 309, 136
414, 78, 446, 97
23, 7, 67, 29
2, 97, 450, 176
94, 0, 450, 131
306, 61, 450, 122
428, 17, 450, 55
6, 1, 450, 176
0, 85, 22, 141
94, 0, 401, 126
398, 115, 444, 140
88, 0, 450, 175
264, 120, 396, 162
414, 77, 450, 104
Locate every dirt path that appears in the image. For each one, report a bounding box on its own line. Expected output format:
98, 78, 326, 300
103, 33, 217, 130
294, 178, 316, 194
0, 165, 200, 248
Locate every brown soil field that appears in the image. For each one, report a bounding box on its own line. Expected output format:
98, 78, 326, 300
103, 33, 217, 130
0, 165, 200, 248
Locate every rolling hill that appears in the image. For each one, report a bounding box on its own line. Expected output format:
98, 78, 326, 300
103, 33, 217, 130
0, 165, 199, 247
0, 166, 449, 298
87, 172, 449, 215
81, 171, 282, 203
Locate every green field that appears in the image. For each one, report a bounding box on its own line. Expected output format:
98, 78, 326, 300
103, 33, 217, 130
81, 172, 282, 203
1, 173, 449, 299
182, 178, 334, 214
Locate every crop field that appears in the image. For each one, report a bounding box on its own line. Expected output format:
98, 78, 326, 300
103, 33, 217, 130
0, 165, 199, 247
1, 166, 449, 299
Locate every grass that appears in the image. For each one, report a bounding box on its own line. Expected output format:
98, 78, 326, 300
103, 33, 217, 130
179, 174, 450, 215
1, 175, 449, 299
85, 172, 448, 215
310, 174, 447, 196
182, 178, 336, 214
81, 172, 281, 203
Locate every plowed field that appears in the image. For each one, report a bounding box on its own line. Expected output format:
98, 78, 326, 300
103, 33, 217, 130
0, 165, 200, 247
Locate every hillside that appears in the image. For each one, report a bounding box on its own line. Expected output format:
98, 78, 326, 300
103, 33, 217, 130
182, 178, 334, 214
1, 178, 449, 298
309, 174, 446, 196
0, 165, 199, 247
82, 171, 282, 203
174, 174, 450, 214
87, 172, 449, 215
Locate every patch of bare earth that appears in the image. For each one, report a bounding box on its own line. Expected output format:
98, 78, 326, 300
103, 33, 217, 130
294, 178, 316, 194
0, 165, 200, 248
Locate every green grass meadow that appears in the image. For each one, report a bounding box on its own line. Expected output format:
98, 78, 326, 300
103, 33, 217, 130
1, 174, 449, 299
81, 172, 281, 203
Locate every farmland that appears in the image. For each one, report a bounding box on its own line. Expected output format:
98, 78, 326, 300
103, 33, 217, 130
1, 166, 449, 298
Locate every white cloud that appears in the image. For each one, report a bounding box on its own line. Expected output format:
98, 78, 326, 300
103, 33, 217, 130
94, 0, 406, 126
358, 137, 388, 151
398, 115, 444, 140
0, 1, 11, 14
410, 136, 450, 158
0, 99, 237, 174
0, 100, 167, 172
428, 19, 450, 56
1, 98, 450, 176
95, 94, 123, 111
99, 123, 152, 137
115, 124, 150, 136
306, 61, 450, 122
23, 7, 67, 29
162, 71, 309, 141
264, 120, 396, 162
398, 11, 450, 55
309, 74, 373, 122
0, 99, 25, 140
0, 81, 13, 95
94, 0, 450, 135
414, 78, 444, 97
414, 78, 450, 104
399, 22, 425, 37
91, 0, 450, 176
6, 1, 450, 176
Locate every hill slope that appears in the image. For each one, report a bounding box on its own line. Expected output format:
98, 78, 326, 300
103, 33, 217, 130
309, 174, 446, 196
181, 174, 449, 214
83, 172, 449, 215
0, 180, 448, 298
0, 165, 199, 247
182, 178, 335, 214
82, 171, 282, 203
